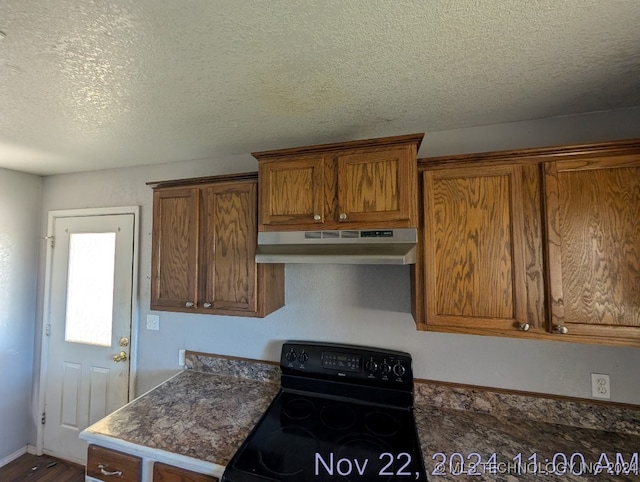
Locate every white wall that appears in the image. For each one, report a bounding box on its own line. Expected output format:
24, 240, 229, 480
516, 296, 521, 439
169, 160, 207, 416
35, 107, 640, 420
0, 168, 42, 461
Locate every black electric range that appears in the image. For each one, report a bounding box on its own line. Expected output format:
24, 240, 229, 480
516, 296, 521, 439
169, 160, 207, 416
222, 341, 427, 482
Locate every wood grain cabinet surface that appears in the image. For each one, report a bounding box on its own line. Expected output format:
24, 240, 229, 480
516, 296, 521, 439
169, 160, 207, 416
253, 133, 423, 231
153, 462, 218, 482
87, 444, 142, 482
544, 155, 640, 343
415, 139, 640, 346
417, 164, 545, 336
149, 173, 284, 317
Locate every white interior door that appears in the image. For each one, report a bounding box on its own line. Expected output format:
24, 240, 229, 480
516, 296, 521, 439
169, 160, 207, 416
43, 213, 135, 464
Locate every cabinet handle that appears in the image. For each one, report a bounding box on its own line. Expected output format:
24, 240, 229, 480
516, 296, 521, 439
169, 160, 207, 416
313, 214, 321, 221
518, 323, 530, 332
98, 464, 123, 477
553, 325, 569, 334
203, 302, 212, 308
339, 213, 347, 221
185, 302, 195, 308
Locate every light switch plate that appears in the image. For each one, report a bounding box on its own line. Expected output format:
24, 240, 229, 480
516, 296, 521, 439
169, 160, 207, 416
146, 314, 160, 331
178, 349, 186, 366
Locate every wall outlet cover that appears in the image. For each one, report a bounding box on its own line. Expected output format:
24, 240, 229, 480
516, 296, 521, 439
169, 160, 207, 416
591, 373, 610, 399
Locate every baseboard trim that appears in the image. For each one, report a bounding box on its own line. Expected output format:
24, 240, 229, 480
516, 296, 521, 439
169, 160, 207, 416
0, 446, 28, 468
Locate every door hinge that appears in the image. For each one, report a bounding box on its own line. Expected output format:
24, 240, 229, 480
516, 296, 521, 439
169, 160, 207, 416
43, 235, 55, 248
45, 324, 51, 336
41, 412, 46, 425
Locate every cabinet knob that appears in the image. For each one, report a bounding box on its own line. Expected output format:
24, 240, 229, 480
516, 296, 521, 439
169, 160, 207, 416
185, 301, 195, 308
518, 323, 530, 332
313, 214, 321, 221
203, 302, 212, 308
553, 325, 569, 334
339, 213, 347, 221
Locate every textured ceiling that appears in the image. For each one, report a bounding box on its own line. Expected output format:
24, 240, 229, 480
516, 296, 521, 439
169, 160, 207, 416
1, 0, 639, 175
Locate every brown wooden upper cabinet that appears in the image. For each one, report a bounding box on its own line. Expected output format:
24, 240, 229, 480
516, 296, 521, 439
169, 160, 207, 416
415, 139, 640, 347
418, 164, 545, 336
253, 133, 424, 231
149, 173, 284, 317
544, 155, 640, 343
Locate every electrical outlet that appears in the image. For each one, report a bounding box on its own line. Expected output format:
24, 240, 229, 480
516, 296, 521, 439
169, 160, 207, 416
591, 373, 610, 399
146, 314, 160, 331
178, 349, 186, 366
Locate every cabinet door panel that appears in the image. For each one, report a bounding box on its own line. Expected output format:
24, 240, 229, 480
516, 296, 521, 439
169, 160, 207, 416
545, 158, 640, 338
151, 188, 198, 310
202, 182, 257, 312
259, 157, 324, 226
423, 165, 527, 330
337, 147, 411, 224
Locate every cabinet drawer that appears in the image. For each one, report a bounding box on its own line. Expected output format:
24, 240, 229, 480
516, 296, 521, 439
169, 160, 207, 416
87, 444, 142, 482
153, 462, 218, 481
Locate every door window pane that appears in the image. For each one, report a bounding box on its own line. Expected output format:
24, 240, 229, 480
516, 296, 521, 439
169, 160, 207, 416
65, 232, 116, 346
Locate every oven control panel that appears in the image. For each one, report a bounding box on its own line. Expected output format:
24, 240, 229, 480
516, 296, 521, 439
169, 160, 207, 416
281, 341, 413, 386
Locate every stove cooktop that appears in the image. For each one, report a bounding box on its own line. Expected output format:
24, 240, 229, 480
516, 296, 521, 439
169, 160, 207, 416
227, 390, 425, 481
222, 342, 427, 482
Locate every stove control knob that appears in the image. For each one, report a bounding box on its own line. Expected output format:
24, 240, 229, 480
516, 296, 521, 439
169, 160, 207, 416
380, 362, 391, 375
298, 351, 309, 364
365, 359, 378, 373
393, 362, 406, 377
285, 349, 297, 362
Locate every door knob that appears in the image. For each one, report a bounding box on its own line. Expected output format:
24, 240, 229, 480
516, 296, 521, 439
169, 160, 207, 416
113, 351, 128, 363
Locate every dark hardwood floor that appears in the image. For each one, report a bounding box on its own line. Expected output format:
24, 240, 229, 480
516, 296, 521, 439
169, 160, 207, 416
0, 453, 85, 482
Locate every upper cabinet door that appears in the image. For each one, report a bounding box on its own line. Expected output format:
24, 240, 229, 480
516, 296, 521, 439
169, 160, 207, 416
258, 156, 325, 227
544, 157, 640, 340
201, 182, 258, 313
151, 187, 199, 310
422, 165, 530, 331
336, 146, 413, 225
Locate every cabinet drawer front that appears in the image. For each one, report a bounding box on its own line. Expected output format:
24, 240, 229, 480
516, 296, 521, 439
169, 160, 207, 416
153, 462, 218, 481
87, 445, 142, 482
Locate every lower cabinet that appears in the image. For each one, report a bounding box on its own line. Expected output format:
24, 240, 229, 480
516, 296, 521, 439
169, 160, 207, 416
87, 445, 142, 481
86, 445, 218, 482
153, 462, 218, 481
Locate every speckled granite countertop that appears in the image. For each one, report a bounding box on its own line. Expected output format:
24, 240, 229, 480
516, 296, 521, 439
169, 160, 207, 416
82, 352, 640, 481
82, 370, 279, 468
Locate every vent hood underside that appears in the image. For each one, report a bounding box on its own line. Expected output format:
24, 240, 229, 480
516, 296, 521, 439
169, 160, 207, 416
255, 228, 417, 265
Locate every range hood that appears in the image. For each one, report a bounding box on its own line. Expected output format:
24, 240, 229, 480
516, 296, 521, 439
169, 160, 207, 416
255, 228, 417, 265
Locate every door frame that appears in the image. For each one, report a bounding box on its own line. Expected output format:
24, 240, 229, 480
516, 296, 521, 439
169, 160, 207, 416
36, 206, 140, 456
